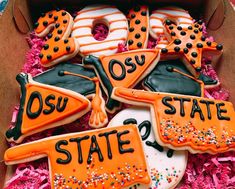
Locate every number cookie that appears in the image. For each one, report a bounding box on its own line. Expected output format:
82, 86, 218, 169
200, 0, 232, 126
72, 5, 128, 57
149, 6, 193, 49
161, 21, 223, 77
34, 10, 79, 67
127, 5, 149, 50
108, 107, 187, 189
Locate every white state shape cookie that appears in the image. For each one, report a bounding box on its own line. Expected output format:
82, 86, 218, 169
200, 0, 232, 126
108, 107, 188, 189
72, 4, 128, 57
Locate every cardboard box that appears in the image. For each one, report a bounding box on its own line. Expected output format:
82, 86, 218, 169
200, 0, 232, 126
0, 0, 234, 188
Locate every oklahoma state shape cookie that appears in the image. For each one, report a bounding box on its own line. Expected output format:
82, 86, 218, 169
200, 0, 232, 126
5, 73, 91, 143
108, 107, 187, 189
83, 49, 160, 112
112, 87, 235, 154
5, 125, 151, 189
35, 10, 79, 67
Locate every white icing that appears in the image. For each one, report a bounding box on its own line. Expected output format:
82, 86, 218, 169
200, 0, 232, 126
72, 5, 128, 57
108, 107, 187, 189
149, 7, 193, 49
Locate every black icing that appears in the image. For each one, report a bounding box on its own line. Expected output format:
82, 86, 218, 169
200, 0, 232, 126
5, 73, 28, 141
143, 60, 216, 97
117, 130, 134, 154
34, 63, 96, 97
98, 130, 118, 159
69, 135, 90, 164
56, 140, 72, 164
87, 135, 104, 164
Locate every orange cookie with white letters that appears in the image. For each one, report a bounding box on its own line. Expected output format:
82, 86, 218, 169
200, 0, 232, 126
34, 10, 79, 67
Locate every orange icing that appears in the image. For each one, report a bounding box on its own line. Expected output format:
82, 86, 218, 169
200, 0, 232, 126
161, 21, 223, 77
21, 78, 90, 135
113, 87, 235, 154
99, 49, 160, 88
35, 10, 78, 67
127, 5, 149, 50
4, 125, 151, 189
89, 79, 108, 128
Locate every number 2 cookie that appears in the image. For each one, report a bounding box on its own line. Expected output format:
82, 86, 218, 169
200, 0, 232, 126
34, 10, 79, 67
72, 5, 128, 57
108, 107, 187, 189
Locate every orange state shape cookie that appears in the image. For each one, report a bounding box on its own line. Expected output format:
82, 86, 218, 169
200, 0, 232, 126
83, 49, 160, 113
34, 10, 79, 67
5, 73, 91, 143
127, 5, 149, 50
161, 20, 223, 77
4, 125, 151, 189
112, 87, 235, 154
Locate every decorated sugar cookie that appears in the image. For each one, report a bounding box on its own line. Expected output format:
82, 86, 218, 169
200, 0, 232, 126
72, 4, 128, 57
149, 6, 193, 49
4, 125, 151, 188
127, 5, 149, 50
83, 49, 160, 112
34, 63, 108, 128
112, 87, 235, 154
161, 21, 223, 77
35, 10, 79, 67
5, 73, 91, 143
108, 107, 187, 189
34, 63, 96, 98
143, 60, 218, 96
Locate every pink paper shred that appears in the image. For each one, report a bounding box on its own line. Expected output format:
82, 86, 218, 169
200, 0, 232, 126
5, 21, 234, 189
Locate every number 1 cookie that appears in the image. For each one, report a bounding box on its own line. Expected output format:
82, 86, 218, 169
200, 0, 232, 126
34, 10, 79, 67
127, 5, 149, 50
